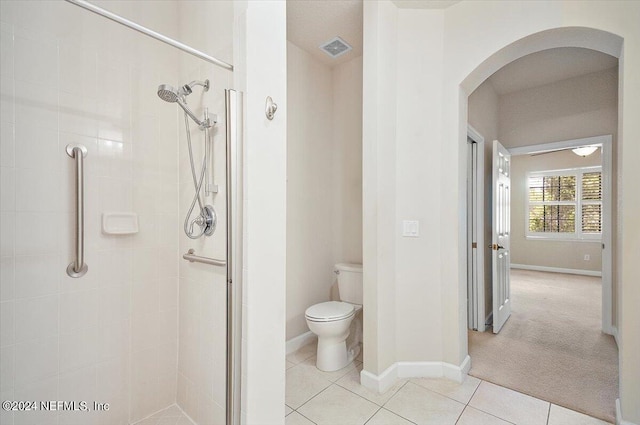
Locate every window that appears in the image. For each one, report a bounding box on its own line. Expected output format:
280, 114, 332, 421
526, 166, 602, 240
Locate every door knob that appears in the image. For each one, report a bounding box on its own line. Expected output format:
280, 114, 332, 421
489, 244, 505, 250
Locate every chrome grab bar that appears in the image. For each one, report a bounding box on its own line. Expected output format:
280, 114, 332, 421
182, 249, 226, 267
66, 144, 88, 278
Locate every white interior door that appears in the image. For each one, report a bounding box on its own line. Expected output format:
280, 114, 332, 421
492, 140, 511, 333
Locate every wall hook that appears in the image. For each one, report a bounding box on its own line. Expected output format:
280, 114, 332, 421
265, 96, 278, 120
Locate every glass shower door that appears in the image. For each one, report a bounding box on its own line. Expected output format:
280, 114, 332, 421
0, 1, 236, 424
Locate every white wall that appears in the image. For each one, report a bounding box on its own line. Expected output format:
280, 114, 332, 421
0, 1, 183, 424
499, 68, 618, 149
363, 1, 640, 422
234, 1, 288, 423
510, 150, 603, 271
286, 42, 363, 341
332, 56, 364, 267
286, 42, 334, 340
394, 9, 445, 363
362, 0, 399, 375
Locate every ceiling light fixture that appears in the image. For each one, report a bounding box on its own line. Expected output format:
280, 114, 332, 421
572, 146, 599, 157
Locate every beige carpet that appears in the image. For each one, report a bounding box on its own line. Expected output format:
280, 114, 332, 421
468, 269, 618, 423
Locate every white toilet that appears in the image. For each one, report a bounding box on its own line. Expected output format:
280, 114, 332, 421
305, 263, 363, 372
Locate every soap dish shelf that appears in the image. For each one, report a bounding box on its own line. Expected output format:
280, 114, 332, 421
102, 212, 139, 235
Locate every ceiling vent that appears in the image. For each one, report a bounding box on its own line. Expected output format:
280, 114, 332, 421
319, 36, 353, 58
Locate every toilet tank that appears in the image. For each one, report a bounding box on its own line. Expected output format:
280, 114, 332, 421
335, 263, 363, 305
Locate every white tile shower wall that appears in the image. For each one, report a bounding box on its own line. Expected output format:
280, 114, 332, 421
175, 2, 234, 424
0, 1, 184, 424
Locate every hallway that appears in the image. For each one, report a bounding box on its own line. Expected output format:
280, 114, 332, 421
468, 270, 618, 422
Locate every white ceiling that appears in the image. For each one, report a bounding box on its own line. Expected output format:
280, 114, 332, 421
287, 5, 618, 91
487, 47, 618, 95
286, 0, 461, 67
287, 0, 363, 67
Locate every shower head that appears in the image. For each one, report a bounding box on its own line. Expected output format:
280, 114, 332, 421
157, 82, 213, 129
158, 80, 209, 102
157, 84, 180, 103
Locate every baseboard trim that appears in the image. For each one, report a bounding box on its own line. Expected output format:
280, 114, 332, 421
286, 331, 317, 355
360, 356, 471, 394
612, 326, 619, 347
616, 399, 639, 425
361, 363, 398, 394
510, 263, 602, 277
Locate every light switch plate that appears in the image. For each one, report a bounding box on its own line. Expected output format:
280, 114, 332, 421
403, 220, 419, 237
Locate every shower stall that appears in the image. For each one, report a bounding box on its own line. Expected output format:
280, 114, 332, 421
0, 1, 242, 424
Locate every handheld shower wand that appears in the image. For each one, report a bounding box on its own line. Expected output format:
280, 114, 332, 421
157, 79, 217, 239
157, 80, 213, 129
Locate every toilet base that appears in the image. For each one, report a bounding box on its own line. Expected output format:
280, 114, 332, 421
316, 338, 349, 372
316, 340, 360, 372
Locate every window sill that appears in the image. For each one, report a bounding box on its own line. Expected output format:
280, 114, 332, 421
525, 236, 602, 243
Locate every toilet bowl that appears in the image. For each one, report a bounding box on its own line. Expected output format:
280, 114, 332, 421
305, 263, 363, 372
305, 301, 361, 371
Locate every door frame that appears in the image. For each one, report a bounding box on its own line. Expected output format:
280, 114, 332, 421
508, 134, 614, 335
467, 125, 485, 332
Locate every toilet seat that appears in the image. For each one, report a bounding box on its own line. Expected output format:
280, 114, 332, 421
305, 301, 354, 322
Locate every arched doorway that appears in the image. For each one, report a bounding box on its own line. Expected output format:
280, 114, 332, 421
458, 26, 623, 422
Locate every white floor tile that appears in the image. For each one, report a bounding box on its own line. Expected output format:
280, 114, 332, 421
176, 417, 194, 425
286, 411, 317, 425
157, 417, 180, 425
384, 382, 465, 425
286, 363, 332, 409
286, 344, 610, 425
298, 385, 379, 425
456, 406, 513, 425
299, 356, 360, 382
365, 408, 414, 425
335, 365, 407, 406
131, 404, 193, 425
410, 375, 481, 404
286, 342, 317, 365
547, 404, 612, 425
135, 418, 158, 425
160, 405, 185, 418
469, 381, 549, 425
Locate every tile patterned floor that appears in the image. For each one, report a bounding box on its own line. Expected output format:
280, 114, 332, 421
285, 343, 612, 425
133, 404, 195, 425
